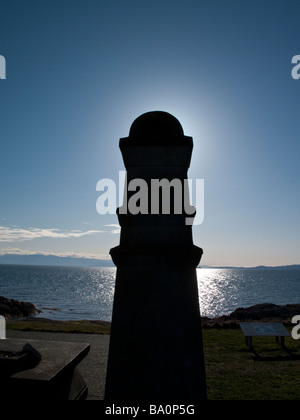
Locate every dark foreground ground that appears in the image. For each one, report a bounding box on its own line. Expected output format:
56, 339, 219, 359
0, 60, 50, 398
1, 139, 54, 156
6, 324, 300, 400
6, 329, 109, 400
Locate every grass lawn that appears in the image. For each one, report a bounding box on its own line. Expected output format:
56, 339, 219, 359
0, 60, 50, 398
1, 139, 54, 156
203, 327, 300, 400
7, 318, 111, 335
6, 319, 300, 400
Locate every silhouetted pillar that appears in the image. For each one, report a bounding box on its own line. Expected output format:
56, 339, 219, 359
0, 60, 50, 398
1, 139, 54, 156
105, 111, 207, 401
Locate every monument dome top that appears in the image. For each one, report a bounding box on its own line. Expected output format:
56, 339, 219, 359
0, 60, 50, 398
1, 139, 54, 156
129, 111, 184, 140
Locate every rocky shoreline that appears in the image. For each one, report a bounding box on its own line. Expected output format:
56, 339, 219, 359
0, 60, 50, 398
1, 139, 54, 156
203, 303, 300, 328
0, 296, 41, 320
1, 297, 299, 327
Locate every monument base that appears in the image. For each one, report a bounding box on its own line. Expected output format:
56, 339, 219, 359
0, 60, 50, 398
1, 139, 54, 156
105, 263, 207, 401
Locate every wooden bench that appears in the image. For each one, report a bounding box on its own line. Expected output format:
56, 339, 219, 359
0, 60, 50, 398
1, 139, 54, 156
240, 322, 290, 350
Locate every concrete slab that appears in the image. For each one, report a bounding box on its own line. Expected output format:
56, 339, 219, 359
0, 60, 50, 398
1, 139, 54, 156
6, 330, 110, 400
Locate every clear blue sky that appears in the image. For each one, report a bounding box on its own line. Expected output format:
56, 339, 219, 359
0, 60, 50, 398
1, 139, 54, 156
0, 0, 299, 266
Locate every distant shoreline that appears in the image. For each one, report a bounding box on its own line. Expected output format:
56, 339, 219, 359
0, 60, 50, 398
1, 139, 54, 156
200, 264, 300, 270
0, 258, 300, 270
0, 255, 115, 268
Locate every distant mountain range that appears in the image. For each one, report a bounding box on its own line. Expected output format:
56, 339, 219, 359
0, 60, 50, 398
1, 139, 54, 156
200, 264, 300, 270
0, 253, 115, 267
0, 253, 299, 269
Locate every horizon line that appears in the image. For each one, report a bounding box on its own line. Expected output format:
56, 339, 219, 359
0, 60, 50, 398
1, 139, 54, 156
0, 252, 299, 269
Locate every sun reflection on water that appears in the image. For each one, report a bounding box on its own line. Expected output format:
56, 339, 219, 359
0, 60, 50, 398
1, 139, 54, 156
0, 265, 298, 321
197, 268, 240, 318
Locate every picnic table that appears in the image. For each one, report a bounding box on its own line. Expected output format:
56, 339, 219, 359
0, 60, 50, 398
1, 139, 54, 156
240, 322, 290, 350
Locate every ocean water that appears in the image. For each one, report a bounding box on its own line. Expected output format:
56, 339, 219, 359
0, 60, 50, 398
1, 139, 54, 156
0, 264, 299, 321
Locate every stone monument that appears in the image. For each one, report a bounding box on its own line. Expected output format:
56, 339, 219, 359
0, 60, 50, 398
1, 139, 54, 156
105, 111, 207, 401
